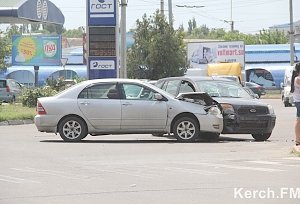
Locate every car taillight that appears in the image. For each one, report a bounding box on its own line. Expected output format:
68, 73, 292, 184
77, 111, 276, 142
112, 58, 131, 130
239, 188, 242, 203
37, 101, 47, 115
6, 85, 10, 92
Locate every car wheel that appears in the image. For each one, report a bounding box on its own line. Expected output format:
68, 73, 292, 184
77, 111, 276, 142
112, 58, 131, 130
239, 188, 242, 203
201, 132, 220, 142
58, 116, 88, 142
10, 95, 16, 103
173, 117, 199, 142
251, 133, 271, 141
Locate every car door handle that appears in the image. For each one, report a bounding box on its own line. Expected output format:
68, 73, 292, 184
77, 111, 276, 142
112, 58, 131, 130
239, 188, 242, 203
122, 103, 132, 106
80, 102, 90, 105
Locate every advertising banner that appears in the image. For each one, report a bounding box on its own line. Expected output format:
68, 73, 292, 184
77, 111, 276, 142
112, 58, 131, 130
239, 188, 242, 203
87, 0, 116, 26
12, 35, 61, 66
187, 41, 245, 68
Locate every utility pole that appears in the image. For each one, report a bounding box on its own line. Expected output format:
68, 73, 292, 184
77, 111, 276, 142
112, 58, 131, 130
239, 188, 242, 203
289, 0, 295, 66
160, 0, 164, 16
168, 0, 173, 28
230, 0, 234, 32
120, 0, 127, 78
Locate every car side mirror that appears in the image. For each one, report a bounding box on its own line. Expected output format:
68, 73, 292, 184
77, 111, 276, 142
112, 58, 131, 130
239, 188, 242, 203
280, 82, 284, 88
154, 93, 165, 101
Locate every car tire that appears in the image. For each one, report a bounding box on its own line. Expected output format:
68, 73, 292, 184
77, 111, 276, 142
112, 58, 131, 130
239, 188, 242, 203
10, 95, 16, 103
251, 133, 271, 141
58, 116, 88, 142
173, 116, 199, 143
201, 132, 220, 142
284, 101, 289, 107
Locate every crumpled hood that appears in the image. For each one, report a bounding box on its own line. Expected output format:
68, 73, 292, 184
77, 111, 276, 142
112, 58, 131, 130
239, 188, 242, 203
213, 97, 268, 107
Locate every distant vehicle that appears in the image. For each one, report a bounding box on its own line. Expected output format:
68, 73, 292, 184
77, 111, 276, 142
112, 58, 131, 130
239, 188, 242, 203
35, 79, 223, 143
0, 78, 23, 103
212, 75, 242, 85
281, 66, 294, 107
207, 62, 243, 83
156, 76, 276, 141
245, 82, 266, 98
243, 86, 259, 99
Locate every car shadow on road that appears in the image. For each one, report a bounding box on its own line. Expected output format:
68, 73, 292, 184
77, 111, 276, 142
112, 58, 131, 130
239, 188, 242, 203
39, 135, 259, 144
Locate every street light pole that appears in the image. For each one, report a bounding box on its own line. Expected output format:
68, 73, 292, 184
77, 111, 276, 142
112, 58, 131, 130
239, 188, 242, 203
120, 0, 127, 78
168, 0, 173, 28
289, 0, 295, 66
230, 0, 234, 32
160, 0, 164, 15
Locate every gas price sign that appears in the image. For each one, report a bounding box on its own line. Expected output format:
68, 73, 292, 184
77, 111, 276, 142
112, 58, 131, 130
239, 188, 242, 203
87, 0, 118, 79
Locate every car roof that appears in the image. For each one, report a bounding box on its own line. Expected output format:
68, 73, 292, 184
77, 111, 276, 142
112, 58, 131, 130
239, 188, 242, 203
158, 76, 234, 82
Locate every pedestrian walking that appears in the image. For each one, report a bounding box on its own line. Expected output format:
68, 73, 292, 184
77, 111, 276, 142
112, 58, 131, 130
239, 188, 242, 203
291, 62, 300, 152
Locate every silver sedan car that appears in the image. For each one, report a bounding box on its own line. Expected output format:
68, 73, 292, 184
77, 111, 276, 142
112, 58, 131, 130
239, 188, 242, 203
34, 79, 223, 142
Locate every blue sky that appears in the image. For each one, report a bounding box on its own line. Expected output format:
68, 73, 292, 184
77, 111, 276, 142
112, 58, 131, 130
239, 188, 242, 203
40, 0, 300, 34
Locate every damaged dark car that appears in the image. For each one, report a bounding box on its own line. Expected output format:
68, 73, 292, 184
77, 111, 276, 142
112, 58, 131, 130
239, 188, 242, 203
156, 76, 276, 141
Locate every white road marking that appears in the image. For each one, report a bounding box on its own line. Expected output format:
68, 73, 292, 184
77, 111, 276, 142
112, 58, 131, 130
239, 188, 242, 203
176, 162, 285, 172
282, 157, 300, 161
11, 167, 89, 180
0, 175, 40, 184
246, 160, 300, 167
135, 165, 225, 176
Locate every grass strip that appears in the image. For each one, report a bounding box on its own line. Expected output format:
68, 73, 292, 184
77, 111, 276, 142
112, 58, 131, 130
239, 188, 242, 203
0, 104, 36, 122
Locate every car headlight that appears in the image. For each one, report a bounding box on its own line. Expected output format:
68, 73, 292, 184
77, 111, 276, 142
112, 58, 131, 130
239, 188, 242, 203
207, 106, 222, 116
267, 104, 275, 115
220, 103, 234, 112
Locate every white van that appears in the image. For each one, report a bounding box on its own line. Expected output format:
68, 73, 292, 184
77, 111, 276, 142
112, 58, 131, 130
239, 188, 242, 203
281, 66, 294, 107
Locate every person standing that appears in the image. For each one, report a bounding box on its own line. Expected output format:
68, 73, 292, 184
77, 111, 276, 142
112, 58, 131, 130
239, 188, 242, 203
291, 62, 300, 152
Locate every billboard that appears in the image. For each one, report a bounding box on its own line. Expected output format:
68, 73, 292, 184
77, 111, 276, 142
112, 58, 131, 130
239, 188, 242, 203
12, 35, 61, 66
187, 41, 245, 68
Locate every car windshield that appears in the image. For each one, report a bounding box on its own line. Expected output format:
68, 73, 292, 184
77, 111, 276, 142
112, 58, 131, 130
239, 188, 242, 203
195, 80, 252, 99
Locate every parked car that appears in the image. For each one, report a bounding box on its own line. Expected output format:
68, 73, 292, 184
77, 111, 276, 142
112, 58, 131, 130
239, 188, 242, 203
281, 66, 294, 107
245, 82, 266, 98
0, 78, 23, 103
243, 87, 259, 99
155, 76, 276, 141
34, 79, 223, 142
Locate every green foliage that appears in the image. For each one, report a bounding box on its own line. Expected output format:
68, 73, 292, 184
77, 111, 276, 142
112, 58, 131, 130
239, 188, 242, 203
21, 87, 57, 108
42, 23, 65, 34
62, 27, 84, 38
0, 34, 11, 70
184, 19, 288, 45
0, 104, 36, 122
127, 10, 186, 80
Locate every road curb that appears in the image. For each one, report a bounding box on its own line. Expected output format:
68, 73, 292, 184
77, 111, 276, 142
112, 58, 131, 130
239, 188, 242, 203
0, 120, 34, 126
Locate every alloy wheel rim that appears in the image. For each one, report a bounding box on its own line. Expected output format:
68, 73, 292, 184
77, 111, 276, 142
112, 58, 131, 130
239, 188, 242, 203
177, 121, 196, 140
63, 120, 82, 139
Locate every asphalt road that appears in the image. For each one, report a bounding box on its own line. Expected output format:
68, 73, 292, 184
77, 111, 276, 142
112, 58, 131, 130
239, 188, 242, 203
0, 99, 299, 204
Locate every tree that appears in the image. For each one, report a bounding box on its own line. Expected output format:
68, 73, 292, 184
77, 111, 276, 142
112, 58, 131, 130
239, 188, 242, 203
127, 11, 186, 80
42, 23, 65, 34
0, 32, 11, 71
62, 27, 84, 38
0, 25, 22, 71
184, 18, 288, 45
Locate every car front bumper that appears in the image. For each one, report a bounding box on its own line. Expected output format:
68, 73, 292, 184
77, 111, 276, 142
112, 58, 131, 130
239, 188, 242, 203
222, 114, 276, 134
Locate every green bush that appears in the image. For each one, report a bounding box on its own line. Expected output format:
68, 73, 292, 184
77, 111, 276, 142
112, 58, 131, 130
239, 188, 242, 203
21, 87, 57, 107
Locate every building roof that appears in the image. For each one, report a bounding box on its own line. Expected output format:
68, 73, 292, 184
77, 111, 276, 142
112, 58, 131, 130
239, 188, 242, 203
0, 0, 64, 25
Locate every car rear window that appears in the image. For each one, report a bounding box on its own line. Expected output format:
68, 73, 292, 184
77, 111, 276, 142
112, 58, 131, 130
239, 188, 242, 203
0, 80, 6, 88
